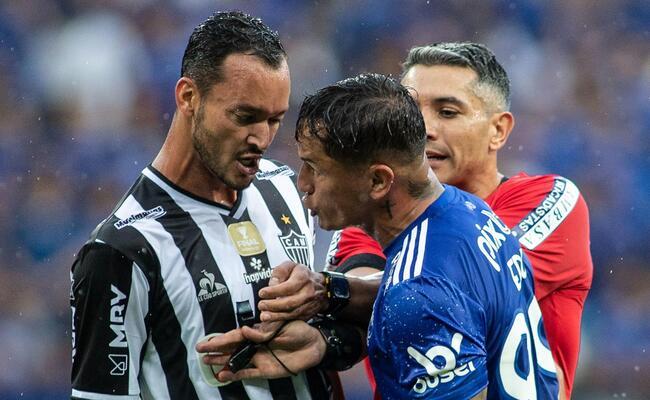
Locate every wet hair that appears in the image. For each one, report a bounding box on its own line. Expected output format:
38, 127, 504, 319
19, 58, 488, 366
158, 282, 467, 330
296, 73, 426, 166
180, 11, 286, 94
403, 42, 510, 110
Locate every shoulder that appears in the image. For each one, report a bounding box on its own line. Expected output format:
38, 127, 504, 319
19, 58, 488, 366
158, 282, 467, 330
491, 173, 585, 210
72, 240, 151, 293
82, 180, 164, 275
326, 227, 386, 272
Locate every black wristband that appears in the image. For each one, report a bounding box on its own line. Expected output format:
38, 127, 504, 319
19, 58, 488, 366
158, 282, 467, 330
309, 317, 363, 371
321, 270, 350, 315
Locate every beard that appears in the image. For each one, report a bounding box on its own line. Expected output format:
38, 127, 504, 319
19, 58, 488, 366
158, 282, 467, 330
191, 106, 254, 191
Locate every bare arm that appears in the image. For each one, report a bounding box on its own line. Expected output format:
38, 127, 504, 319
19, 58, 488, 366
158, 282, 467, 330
257, 261, 381, 326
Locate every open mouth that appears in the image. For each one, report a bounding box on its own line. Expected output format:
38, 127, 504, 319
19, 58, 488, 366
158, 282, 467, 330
237, 157, 260, 176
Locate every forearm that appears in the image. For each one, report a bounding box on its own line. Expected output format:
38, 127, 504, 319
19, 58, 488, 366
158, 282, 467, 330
309, 317, 367, 371
336, 273, 381, 325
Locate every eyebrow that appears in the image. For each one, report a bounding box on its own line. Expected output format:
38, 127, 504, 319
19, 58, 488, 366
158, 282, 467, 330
431, 96, 466, 107
231, 104, 287, 117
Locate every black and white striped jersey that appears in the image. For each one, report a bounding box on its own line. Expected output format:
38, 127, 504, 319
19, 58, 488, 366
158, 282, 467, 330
70, 160, 332, 400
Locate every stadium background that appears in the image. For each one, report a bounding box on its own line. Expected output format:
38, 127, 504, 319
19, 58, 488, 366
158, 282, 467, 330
0, 0, 648, 398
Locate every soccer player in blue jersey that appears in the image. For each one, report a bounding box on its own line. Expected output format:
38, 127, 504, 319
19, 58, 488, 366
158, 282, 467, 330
199, 73, 559, 399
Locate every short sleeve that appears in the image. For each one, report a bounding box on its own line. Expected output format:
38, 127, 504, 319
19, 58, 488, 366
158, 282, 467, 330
71, 242, 150, 399
371, 276, 488, 399
325, 227, 386, 273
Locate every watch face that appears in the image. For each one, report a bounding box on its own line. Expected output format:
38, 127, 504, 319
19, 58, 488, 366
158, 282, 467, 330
331, 279, 350, 299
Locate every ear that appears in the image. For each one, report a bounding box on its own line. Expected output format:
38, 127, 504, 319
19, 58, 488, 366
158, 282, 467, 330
368, 164, 395, 201
175, 77, 200, 117
488, 111, 515, 152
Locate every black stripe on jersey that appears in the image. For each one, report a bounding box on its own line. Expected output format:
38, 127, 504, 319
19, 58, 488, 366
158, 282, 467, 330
71, 243, 134, 395
95, 215, 159, 379
336, 253, 387, 273
265, 159, 309, 224
97, 212, 200, 400
132, 178, 251, 400
220, 210, 298, 400
305, 368, 332, 400
254, 168, 310, 267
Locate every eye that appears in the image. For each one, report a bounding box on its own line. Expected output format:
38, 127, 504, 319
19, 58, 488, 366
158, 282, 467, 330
439, 108, 459, 118
305, 162, 319, 176
234, 113, 256, 125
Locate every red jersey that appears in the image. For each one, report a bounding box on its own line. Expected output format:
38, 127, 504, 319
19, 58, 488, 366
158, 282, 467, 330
485, 173, 593, 299
328, 173, 593, 399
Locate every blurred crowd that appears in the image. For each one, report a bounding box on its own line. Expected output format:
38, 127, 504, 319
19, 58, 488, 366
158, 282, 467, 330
0, 0, 648, 398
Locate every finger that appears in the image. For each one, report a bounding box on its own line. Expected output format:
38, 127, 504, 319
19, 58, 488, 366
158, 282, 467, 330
262, 302, 319, 322
196, 329, 244, 353
259, 310, 299, 322
259, 265, 311, 299
202, 353, 231, 366
268, 261, 297, 285
259, 287, 316, 312
240, 323, 282, 342
218, 367, 270, 381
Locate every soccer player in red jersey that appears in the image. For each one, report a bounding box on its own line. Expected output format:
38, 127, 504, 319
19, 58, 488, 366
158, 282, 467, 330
327, 42, 592, 399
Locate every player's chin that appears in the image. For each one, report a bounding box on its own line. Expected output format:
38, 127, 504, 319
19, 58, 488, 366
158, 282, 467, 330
228, 174, 255, 191
316, 215, 346, 232
428, 164, 453, 184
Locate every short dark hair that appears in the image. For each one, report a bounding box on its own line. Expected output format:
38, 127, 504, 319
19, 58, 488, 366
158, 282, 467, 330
181, 11, 286, 94
296, 73, 426, 165
403, 42, 510, 110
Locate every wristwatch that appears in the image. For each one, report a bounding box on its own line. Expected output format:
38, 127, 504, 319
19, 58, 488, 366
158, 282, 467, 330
321, 270, 350, 315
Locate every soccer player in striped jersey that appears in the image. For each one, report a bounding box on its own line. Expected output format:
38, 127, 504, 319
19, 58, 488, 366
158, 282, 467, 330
69, 11, 335, 400
201, 74, 559, 399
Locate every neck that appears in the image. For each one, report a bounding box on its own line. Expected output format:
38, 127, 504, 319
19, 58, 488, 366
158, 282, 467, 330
151, 112, 237, 207
370, 168, 444, 248
459, 159, 503, 200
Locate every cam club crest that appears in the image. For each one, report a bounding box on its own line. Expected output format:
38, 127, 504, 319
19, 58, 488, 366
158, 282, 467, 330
279, 230, 310, 266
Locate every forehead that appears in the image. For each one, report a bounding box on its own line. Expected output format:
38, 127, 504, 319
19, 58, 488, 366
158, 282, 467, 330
401, 65, 479, 103
207, 53, 290, 112
296, 132, 324, 160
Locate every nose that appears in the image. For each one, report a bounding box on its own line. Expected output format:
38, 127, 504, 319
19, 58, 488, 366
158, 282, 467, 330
297, 164, 313, 199
247, 121, 275, 151
423, 115, 439, 142
426, 127, 439, 142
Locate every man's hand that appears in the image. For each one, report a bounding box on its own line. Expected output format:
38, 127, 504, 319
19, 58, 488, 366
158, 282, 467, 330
258, 261, 328, 322
196, 320, 326, 381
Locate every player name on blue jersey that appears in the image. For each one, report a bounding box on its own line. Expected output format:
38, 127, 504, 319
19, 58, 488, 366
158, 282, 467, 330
367, 185, 559, 400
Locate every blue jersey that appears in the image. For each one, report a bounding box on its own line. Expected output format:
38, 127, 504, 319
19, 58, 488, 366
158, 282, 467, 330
367, 186, 559, 399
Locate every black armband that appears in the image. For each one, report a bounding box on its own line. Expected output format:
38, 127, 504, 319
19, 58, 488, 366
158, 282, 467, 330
309, 317, 364, 371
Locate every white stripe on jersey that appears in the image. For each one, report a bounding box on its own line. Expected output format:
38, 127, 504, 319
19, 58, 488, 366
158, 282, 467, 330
401, 225, 419, 282
517, 177, 580, 250
291, 374, 312, 399
389, 219, 429, 286
182, 192, 255, 324
115, 170, 313, 399
114, 195, 209, 397
258, 159, 315, 267
391, 235, 409, 286
142, 168, 231, 217
413, 219, 428, 278
126, 264, 150, 395
72, 389, 139, 400
139, 340, 171, 399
